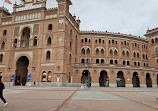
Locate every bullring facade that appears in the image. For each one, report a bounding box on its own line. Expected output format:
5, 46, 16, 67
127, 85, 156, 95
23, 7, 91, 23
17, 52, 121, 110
0, 0, 158, 87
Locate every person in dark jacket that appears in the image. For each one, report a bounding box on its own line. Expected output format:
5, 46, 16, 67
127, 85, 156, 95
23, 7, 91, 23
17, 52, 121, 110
0, 77, 8, 108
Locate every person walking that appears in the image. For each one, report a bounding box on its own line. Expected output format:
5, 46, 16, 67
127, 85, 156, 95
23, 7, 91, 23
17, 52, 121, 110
0, 77, 8, 108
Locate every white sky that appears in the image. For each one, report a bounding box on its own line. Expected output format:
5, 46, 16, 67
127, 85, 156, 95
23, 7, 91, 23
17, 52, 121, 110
1, 0, 158, 37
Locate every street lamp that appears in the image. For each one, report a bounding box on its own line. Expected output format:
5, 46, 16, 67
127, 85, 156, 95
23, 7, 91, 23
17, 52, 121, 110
85, 59, 92, 88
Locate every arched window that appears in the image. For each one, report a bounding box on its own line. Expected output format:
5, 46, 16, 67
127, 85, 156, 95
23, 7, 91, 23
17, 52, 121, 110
101, 59, 104, 64
138, 62, 140, 66
33, 37, 38, 46
47, 37, 52, 45
134, 62, 137, 66
110, 49, 113, 56
101, 49, 104, 55
115, 60, 118, 64
69, 54, 71, 64
156, 47, 158, 55
96, 59, 99, 64
123, 61, 126, 65
126, 51, 129, 57
122, 50, 125, 56
152, 39, 154, 44
85, 38, 87, 42
42, 71, 47, 82
0, 54, 3, 62
134, 52, 136, 58
21, 27, 30, 47
146, 55, 148, 60
96, 49, 99, 55
48, 24, 52, 30
143, 54, 145, 59
14, 39, 17, 48
155, 38, 158, 43
99, 39, 101, 43
127, 61, 130, 65
1, 41, 5, 49
87, 48, 90, 55
124, 41, 126, 45
81, 39, 83, 43
82, 48, 86, 54
110, 60, 113, 64
46, 51, 51, 60
3, 30, 7, 35
137, 53, 139, 58
112, 40, 114, 44
81, 59, 85, 63
114, 50, 117, 56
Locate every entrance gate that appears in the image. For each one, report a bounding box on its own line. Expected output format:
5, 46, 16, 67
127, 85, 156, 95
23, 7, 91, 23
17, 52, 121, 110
15, 56, 29, 85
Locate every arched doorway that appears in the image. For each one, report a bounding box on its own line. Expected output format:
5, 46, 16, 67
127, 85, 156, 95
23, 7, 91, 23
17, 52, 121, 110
116, 71, 125, 87
21, 27, 30, 47
99, 70, 109, 87
81, 70, 91, 86
132, 72, 140, 87
15, 56, 29, 85
146, 73, 152, 87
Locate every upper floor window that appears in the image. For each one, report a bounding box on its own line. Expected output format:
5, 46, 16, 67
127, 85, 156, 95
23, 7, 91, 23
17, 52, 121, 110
46, 51, 51, 60
14, 39, 18, 48
96, 49, 99, 55
81, 59, 85, 63
3, 30, 7, 36
96, 59, 99, 64
101, 59, 104, 64
0, 54, 3, 62
33, 37, 38, 46
1, 41, 5, 49
81, 48, 86, 54
156, 47, 158, 55
85, 38, 87, 42
110, 60, 113, 64
47, 37, 52, 45
48, 24, 52, 30
87, 48, 90, 55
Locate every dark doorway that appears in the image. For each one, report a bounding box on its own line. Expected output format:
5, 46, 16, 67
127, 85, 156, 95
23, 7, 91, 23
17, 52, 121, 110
15, 56, 29, 85
146, 73, 152, 87
81, 70, 91, 86
116, 71, 125, 87
157, 74, 158, 86
99, 70, 109, 87
132, 72, 140, 87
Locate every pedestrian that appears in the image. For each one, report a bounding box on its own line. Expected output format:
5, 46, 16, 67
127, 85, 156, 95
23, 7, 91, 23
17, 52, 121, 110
0, 77, 8, 108
33, 81, 36, 87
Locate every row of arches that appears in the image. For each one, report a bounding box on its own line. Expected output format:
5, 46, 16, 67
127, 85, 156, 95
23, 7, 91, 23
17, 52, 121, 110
81, 70, 154, 88
81, 47, 147, 59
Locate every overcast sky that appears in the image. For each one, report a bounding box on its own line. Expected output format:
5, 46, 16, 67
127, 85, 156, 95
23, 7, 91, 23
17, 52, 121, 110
1, 0, 158, 37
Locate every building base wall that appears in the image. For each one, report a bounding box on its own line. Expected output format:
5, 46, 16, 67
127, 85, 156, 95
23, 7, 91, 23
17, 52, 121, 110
4, 82, 158, 88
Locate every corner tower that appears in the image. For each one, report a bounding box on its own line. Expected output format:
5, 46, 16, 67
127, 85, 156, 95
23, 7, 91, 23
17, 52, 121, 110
57, 0, 72, 17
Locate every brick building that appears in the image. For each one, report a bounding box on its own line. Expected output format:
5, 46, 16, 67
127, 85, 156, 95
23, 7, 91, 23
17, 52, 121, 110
0, 0, 157, 87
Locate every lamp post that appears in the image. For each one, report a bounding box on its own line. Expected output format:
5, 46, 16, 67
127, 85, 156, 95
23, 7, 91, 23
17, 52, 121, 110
85, 59, 92, 88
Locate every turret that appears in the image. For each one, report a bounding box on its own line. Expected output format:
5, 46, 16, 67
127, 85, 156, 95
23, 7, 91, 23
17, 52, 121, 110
57, 0, 72, 17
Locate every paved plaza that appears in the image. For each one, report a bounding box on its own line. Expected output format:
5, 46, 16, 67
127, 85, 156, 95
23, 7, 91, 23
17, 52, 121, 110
0, 87, 158, 111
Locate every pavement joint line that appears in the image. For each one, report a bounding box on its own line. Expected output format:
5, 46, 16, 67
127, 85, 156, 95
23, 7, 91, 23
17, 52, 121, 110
97, 88, 158, 111
55, 87, 80, 111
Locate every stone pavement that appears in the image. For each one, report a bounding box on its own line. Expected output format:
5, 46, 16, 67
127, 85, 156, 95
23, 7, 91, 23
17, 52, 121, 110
0, 87, 158, 111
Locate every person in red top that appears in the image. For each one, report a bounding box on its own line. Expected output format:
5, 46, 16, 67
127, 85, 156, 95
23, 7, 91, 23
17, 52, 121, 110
0, 76, 8, 108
